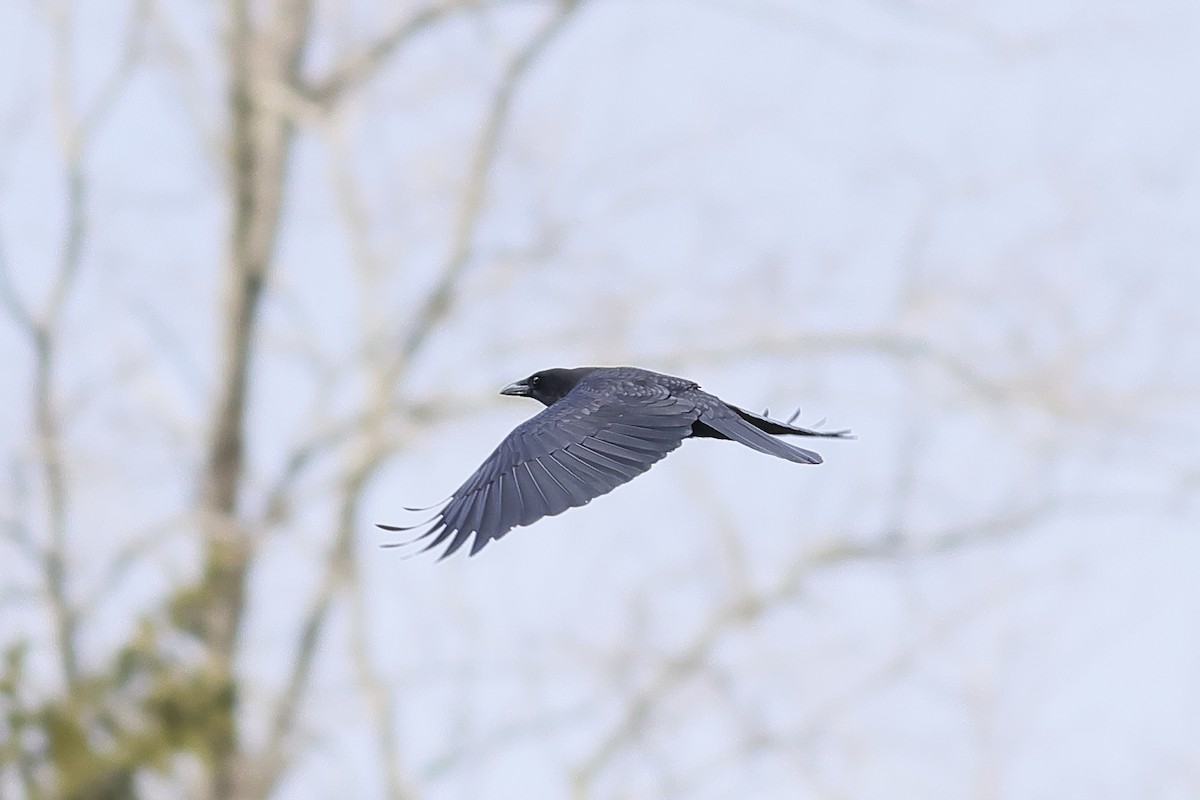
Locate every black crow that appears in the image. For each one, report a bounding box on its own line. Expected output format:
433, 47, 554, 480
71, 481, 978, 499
380, 366, 850, 559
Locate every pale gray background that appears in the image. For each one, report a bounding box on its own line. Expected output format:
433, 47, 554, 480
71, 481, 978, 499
1, 1, 1198, 798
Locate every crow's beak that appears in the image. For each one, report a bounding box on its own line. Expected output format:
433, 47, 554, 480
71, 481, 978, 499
499, 379, 531, 397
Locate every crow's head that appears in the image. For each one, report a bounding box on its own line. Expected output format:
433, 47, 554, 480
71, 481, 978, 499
500, 367, 592, 407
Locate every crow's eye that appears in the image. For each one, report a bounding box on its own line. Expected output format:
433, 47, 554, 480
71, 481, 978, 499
530, 375, 541, 386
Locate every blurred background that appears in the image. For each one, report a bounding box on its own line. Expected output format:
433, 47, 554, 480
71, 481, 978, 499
1, 0, 1198, 798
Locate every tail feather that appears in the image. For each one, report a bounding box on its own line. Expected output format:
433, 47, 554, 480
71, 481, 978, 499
697, 405, 824, 464
732, 405, 852, 438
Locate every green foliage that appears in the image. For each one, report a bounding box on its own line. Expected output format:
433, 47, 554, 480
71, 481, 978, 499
0, 605, 236, 800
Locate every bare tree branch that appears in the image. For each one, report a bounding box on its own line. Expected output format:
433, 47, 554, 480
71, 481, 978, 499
347, 529, 411, 800
196, 0, 316, 796
78, 0, 147, 139
251, 0, 583, 561
0, 0, 143, 692
304, 0, 544, 106
258, 392, 491, 529
144, 0, 225, 170
657, 570, 1039, 799
393, 1, 580, 379
568, 495, 1103, 793
0, 228, 37, 336
641, 330, 1054, 412
256, 441, 403, 796
254, 7, 582, 790
305, 2, 463, 105
79, 513, 193, 612
31, 27, 83, 694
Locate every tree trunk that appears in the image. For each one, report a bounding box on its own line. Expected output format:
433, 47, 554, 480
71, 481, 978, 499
197, 2, 313, 797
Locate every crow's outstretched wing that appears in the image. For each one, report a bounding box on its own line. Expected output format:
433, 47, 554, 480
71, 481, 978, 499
381, 382, 697, 559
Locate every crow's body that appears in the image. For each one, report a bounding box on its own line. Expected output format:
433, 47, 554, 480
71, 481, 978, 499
380, 366, 849, 559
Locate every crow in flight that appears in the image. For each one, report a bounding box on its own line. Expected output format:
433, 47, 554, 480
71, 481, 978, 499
379, 366, 850, 559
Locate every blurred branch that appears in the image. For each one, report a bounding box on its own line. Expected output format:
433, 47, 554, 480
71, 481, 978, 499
260, 0, 583, 532
256, 407, 411, 798
0, 229, 37, 335
261, 1, 580, 514
254, 466, 370, 797
40, 3, 96, 692
699, 0, 1060, 60
422, 701, 595, 780
80, 513, 193, 612
569, 495, 1086, 794
664, 569, 1037, 799
305, 2, 465, 105
0, 518, 38, 563
314, 400, 423, 800
259, 393, 491, 528
257, 8, 580, 789
0, 0, 142, 692
303, 0, 544, 107
347, 548, 410, 800
76, 0, 147, 143
644, 330, 1038, 410
0, 459, 37, 600
144, 0, 224, 170
391, 1, 580, 379
255, 0, 580, 539
195, 0, 316, 796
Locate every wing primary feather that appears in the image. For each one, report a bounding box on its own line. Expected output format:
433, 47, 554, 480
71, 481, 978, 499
379, 519, 447, 549
506, 465, 524, 504
376, 518, 436, 533
402, 498, 450, 512
469, 532, 490, 557
436, 496, 475, 549
476, 476, 509, 553
419, 525, 457, 558
515, 462, 551, 526
438, 524, 477, 560
462, 484, 490, 545
378, 515, 444, 546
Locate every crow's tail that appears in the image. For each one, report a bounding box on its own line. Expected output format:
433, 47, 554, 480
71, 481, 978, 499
731, 405, 852, 438
695, 404, 826, 464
